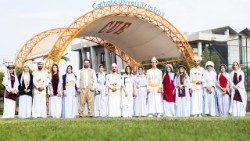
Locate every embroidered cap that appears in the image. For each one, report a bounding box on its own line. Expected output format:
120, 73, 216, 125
151, 57, 158, 63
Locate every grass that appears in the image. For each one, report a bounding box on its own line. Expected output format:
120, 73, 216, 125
0, 115, 250, 141
0, 92, 249, 141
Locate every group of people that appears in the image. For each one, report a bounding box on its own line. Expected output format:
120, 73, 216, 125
1, 56, 247, 118
162, 56, 247, 117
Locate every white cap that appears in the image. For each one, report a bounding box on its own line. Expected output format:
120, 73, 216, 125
205, 61, 214, 68
37, 61, 44, 65
23, 63, 29, 68
151, 57, 158, 63
111, 63, 117, 67
193, 56, 201, 61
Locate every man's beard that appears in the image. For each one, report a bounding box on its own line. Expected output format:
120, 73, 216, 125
38, 67, 43, 70
84, 65, 89, 68
112, 69, 116, 73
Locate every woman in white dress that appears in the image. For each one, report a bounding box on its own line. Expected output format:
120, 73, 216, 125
121, 66, 135, 117
216, 64, 230, 116
162, 64, 176, 117
203, 61, 218, 116
18, 64, 33, 118
48, 64, 62, 118
174, 65, 191, 117
62, 65, 78, 118
133, 66, 148, 117
94, 64, 108, 117
229, 61, 247, 116
2, 65, 19, 118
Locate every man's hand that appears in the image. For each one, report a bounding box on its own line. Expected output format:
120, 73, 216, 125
206, 86, 212, 94
77, 88, 81, 93
38, 87, 44, 91
196, 81, 202, 85
125, 92, 128, 97
90, 88, 95, 92
157, 88, 163, 93
63, 92, 67, 96
111, 87, 117, 92
133, 92, 137, 97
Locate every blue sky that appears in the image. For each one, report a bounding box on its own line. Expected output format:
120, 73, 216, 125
0, 0, 249, 62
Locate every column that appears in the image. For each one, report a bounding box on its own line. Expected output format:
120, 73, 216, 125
116, 56, 123, 72
90, 46, 97, 71
224, 29, 230, 40
111, 53, 116, 64
80, 48, 86, 69
104, 48, 111, 73
197, 42, 202, 59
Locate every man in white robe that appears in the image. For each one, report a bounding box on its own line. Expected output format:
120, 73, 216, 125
190, 56, 204, 117
106, 63, 122, 117
32, 62, 49, 118
146, 57, 163, 117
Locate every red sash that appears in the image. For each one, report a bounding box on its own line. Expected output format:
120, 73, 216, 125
52, 74, 59, 96
4, 75, 17, 101
178, 88, 186, 97
4, 90, 17, 101
178, 75, 186, 97
233, 72, 242, 102
218, 73, 229, 95
163, 73, 175, 102
218, 73, 227, 88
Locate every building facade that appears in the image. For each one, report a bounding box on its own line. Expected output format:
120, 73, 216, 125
187, 26, 250, 69
71, 41, 127, 73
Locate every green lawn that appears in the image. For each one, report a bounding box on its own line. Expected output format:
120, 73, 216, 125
0, 92, 249, 141
0, 115, 249, 141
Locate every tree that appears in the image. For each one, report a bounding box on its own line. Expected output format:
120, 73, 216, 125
43, 53, 70, 63
0, 72, 4, 98
201, 47, 222, 71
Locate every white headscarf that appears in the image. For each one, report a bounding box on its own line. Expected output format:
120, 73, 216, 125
20, 64, 31, 87
3, 68, 19, 93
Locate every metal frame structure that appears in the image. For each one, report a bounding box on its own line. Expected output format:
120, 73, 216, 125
84, 36, 140, 66
15, 4, 195, 69
14, 28, 66, 68
45, 4, 195, 68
